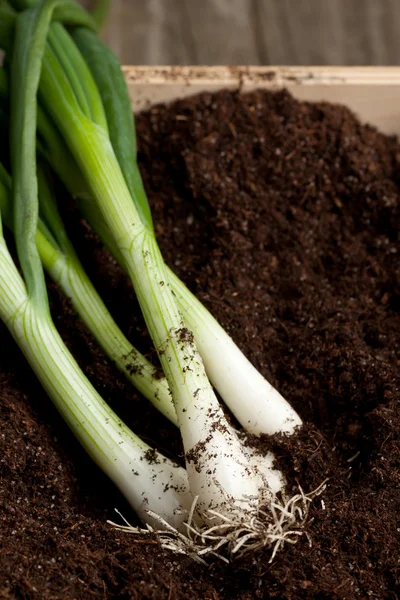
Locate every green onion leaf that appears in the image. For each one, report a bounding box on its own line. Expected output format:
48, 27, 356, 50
73, 27, 152, 229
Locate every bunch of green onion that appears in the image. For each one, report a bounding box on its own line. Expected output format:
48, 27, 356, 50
0, 0, 310, 558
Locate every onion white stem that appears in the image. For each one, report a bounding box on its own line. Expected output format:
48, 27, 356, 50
0, 232, 191, 530
168, 269, 302, 436
0, 163, 177, 425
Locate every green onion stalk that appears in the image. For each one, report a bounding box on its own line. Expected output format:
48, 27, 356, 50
0, 162, 177, 424
1, 0, 308, 552
0, 0, 192, 531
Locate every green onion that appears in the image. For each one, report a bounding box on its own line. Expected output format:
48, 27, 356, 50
1, 0, 311, 556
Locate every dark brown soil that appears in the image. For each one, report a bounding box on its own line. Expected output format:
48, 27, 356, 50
1, 89, 399, 599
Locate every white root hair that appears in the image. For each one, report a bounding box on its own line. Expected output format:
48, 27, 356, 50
108, 480, 327, 565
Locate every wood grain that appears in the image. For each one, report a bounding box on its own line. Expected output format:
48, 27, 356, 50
81, 0, 400, 66
94, 0, 195, 64
255, 0, 400, 65
183, 0, 261, 65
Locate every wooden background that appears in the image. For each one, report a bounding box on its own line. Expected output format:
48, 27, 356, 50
94, 0, 400, 66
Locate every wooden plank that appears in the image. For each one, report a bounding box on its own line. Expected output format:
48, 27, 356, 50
362, 0, 400, 64
183, 0, 261, 64
99, 0, 195, 65
256, 0, 400, 66
123, 66, 400, 137
81, 0, 400, 66
254, 0, 342, 64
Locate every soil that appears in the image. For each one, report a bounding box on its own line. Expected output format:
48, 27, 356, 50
1, 88, 399, 600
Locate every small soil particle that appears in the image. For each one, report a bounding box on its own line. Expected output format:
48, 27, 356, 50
0, 89, 399, 599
